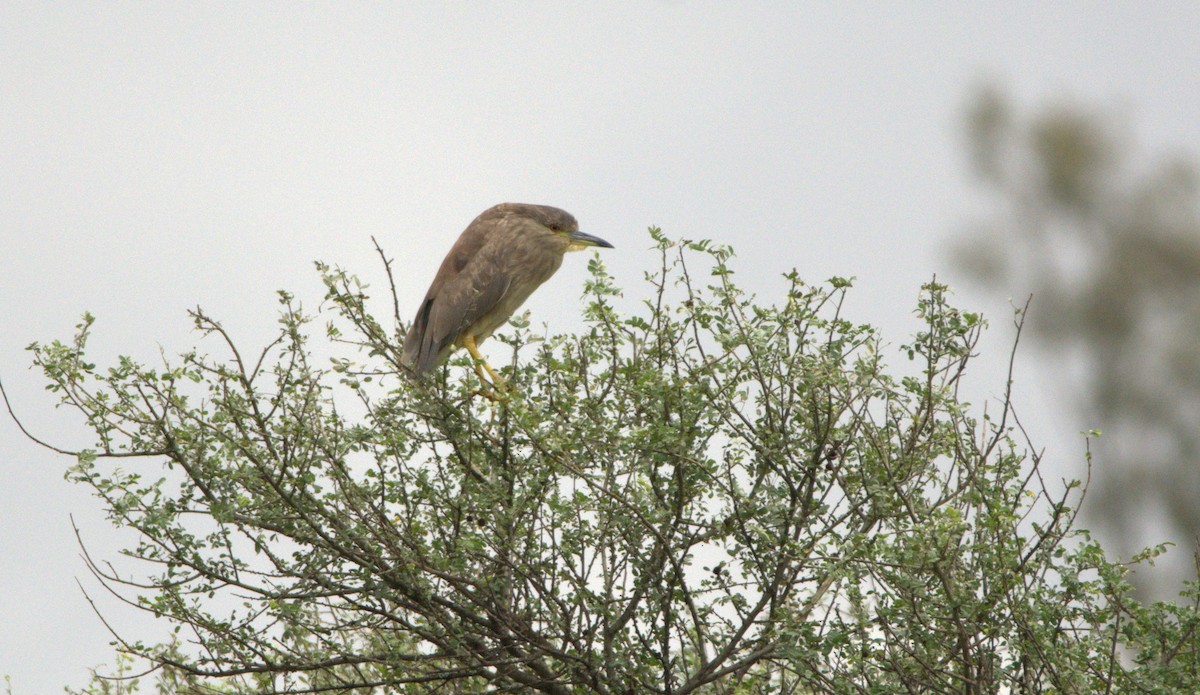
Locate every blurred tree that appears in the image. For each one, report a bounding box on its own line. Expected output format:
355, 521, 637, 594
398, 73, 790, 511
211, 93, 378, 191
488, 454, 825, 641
954, 85, 1200, 596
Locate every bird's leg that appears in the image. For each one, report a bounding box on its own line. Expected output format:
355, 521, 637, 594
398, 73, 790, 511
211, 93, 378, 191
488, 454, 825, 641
461, 335, 510, 396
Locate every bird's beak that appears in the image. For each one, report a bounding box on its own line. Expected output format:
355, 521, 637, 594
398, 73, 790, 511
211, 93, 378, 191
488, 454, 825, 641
567, 230, 614, 249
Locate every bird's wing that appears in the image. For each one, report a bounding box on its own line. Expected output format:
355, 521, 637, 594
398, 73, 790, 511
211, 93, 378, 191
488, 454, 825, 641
403, 228, 510, 376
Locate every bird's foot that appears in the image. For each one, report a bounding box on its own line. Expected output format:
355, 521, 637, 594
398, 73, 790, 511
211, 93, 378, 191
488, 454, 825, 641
471, 371, 516, 402
469, 386, 510, 403
470, 361, 514, 400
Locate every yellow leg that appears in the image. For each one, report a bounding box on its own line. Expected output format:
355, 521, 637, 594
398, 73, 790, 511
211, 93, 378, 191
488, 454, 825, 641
461, 335, 509, 395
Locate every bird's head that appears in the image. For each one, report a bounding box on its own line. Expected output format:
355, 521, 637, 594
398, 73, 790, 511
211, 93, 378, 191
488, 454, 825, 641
501, 203, 614, 253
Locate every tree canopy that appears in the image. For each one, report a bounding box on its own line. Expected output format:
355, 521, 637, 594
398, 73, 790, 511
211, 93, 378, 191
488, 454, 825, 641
21, 231, 1200, 693
955, 87, 1200, 596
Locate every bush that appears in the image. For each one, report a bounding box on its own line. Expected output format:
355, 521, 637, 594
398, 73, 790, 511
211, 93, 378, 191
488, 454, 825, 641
27, 231, 1200, 693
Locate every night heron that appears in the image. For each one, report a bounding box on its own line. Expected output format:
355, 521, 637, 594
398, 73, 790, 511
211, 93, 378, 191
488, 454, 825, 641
401, 203, 613, 390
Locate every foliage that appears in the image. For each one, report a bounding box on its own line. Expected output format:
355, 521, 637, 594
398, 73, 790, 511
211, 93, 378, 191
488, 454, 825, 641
955, 85, 1200, 595
24, 231, 1200, 693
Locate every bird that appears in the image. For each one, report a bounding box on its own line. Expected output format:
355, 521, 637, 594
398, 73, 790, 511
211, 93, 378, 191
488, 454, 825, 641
401, 203, 613, 391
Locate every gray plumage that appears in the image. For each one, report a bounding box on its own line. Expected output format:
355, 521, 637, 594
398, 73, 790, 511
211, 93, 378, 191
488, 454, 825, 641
402, 203, 613, 379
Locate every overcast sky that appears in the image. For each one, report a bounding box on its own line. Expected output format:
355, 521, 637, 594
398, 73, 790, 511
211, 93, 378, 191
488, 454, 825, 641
3, 3, 1200, 691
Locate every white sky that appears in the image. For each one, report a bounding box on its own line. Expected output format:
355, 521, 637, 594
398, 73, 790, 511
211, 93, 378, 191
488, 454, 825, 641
3, 3, 1199, 691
